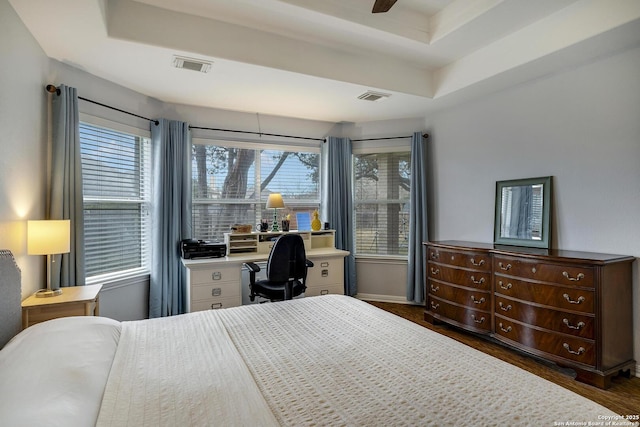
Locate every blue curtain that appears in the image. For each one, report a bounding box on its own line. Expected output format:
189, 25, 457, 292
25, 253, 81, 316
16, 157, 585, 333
50, 84, 85, 288
149, 119, 192, 318
406, 132, 428, 303
321, 137, 356, 296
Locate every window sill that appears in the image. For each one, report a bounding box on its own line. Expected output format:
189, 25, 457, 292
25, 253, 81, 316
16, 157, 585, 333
86, 269, 150, 290
355, 255, 408, 264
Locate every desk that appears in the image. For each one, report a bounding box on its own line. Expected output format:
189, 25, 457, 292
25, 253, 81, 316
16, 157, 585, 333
182, 247, 349, 312
21, 284, 103, 329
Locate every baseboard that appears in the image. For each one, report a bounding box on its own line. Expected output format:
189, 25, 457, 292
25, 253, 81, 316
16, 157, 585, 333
355, 293, 421, 305
636, 362, 640, 378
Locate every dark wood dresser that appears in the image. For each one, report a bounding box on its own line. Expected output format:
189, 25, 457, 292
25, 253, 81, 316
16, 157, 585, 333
424, 240, 635, 389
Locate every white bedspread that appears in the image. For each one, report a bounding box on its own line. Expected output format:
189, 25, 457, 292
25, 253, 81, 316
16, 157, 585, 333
96, 311, 278, 426
97, 295, 618, 426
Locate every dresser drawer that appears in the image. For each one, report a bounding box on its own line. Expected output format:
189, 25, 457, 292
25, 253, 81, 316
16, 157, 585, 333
494, 316, 596, 367
428, 296, 491, 333
306, 258, 343, 285
493, 256, 594, 287
494, 295, 594, 339
428, 280, 491, 311
190, 266, 240, 285
494, 277, 594, 313
191, 281, 240, 301
428, 264, 491, 290
190, 296, 241, 312
428, 248, 490, 271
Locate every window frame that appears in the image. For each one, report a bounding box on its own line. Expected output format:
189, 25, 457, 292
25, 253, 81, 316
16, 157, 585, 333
79, 114, 152, 285
352, 142, 411, 260
191, 137, 321, 242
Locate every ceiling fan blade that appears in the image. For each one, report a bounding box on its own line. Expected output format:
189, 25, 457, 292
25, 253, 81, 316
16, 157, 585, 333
372, 0, 397, 13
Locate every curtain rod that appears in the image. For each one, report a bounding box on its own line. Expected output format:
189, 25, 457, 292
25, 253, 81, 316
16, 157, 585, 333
45, 85, 428, 142
351, 133, 429, 142
189, 125, 325, 142
45, 85, 159, 125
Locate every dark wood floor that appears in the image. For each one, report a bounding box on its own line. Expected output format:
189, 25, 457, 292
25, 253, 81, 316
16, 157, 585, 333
368, 301, 640, 416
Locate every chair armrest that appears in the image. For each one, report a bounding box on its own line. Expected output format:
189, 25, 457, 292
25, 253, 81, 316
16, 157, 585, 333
305, 259, 314, 268
243, 262, 261, 285
243, 262, 261, 273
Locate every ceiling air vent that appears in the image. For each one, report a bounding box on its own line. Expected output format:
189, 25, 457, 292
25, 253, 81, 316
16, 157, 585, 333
172, 55, 212, 73
357, 91, 391, 102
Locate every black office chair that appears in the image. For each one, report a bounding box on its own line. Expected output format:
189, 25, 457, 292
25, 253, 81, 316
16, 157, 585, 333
244, 234, 314, 302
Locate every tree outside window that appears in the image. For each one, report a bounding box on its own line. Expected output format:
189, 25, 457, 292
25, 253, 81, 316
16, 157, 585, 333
354, 151, 410, 256
191, 143, 320, 241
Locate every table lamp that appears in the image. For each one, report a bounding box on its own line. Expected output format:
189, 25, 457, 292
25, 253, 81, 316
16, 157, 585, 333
27, 220, 70, 297
265, 193, 285, 232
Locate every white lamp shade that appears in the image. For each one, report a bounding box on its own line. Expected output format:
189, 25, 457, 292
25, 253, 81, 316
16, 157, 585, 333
265, 193, 285, 209
27, 220, 71, 255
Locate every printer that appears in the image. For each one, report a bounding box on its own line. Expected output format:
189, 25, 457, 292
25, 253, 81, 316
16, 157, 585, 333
180, 239, 227, 259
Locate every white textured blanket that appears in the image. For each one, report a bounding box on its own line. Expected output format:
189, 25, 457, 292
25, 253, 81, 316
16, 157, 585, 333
97, 311, 278, 426
98, 295, 617, 426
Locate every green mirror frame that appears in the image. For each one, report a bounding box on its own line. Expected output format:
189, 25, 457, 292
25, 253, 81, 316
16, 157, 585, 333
494, 176, 552, 249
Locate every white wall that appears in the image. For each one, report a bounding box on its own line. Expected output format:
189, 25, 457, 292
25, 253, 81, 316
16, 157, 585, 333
0, 0, 49, 298
425, 46, 640, 366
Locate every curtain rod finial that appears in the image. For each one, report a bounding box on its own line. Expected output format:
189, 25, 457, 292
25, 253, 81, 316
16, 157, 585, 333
422, 133, 429, 139
45, 84, 60, 95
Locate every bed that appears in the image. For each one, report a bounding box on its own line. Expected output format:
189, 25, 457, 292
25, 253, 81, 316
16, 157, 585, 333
0, 250, 622, 426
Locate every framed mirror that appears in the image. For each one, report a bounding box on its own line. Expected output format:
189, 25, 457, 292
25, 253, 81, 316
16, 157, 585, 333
494, 176, 552, 249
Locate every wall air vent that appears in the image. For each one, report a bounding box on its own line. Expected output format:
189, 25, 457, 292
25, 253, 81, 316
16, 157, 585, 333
172, 56, 212, 73
357, 91, 391, 102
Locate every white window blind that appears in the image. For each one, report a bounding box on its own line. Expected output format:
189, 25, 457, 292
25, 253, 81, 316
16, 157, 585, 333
354, 151, 411, 256
80, 123, 151, 279
192, 142, 320, 241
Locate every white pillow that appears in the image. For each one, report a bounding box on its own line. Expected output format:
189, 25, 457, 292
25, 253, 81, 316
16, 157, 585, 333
0, 316, 121, 427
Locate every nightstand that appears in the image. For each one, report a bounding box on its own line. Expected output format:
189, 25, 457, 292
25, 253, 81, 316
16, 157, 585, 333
21, 284, 103, 329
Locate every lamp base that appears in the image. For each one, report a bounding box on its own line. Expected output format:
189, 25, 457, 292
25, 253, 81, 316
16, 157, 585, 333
35, 288, 63, 298
271, 208, 280, 232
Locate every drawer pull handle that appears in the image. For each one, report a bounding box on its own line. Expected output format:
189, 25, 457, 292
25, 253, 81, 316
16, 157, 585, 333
320, 289, 329, 295
470, 258, 485, 266
430, 284, 439, 293
562, 271, 585, 282
498, 281, 512, 290
470, 276, 485, 285
430, 268, 440, 275
211, 303, 222, 310
212, 288, 222, 297
563, 294, 586, 304
212, 272, 222, 280
430, 301, 439, 310
430, 252, 439, 259
499, 323, 512, 333
563, 319, 586, 330
321, 262, 329, 267
563, 343, 586, 356
498, 262, 512, 271
499, 302, 512, 312
321, 269, 329, 277
471, 315, 485, 324
470, 296, 485, 304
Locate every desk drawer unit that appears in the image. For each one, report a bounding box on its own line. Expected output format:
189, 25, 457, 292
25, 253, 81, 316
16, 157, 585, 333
305, 257, 344, 296
186, 265, 241, 312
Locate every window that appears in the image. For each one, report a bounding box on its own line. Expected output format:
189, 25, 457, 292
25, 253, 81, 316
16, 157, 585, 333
191, 141, 320, 242
353, 151, 410, 256
80, 122, 151, 280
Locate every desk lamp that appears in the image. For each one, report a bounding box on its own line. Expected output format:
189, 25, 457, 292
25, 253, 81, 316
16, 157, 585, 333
265, 193, 285, 232
27, 220, 70, 297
